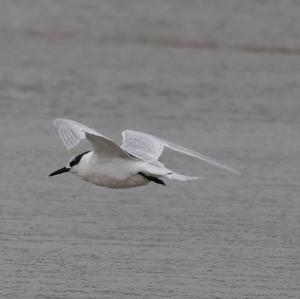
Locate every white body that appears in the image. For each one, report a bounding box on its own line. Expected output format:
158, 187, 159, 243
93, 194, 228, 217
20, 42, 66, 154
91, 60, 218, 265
76, 152, 149, 188
50, 119, 239, 189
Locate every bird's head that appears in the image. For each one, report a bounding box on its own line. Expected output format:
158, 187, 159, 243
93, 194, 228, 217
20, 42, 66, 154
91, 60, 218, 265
49, 151, 90, 177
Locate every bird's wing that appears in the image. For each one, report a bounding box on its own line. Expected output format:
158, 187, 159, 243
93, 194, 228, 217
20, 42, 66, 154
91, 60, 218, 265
121, 130, 239, 174
53, 119, 131, 158
121, 130, 164, 160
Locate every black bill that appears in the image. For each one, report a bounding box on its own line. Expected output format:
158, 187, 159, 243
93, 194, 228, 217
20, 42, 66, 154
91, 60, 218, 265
49, 167, 70, 177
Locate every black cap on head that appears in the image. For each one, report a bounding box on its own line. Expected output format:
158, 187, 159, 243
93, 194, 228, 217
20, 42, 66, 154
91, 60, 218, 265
49, 151, 90, 177
69, 151, 90, 167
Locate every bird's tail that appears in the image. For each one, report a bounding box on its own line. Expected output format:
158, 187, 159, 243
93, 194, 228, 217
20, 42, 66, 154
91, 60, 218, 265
166, 172, 203, 181
143, 161, 203, 182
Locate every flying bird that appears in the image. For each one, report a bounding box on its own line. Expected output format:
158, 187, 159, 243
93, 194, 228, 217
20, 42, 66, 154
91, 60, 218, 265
49, 119, 239, 188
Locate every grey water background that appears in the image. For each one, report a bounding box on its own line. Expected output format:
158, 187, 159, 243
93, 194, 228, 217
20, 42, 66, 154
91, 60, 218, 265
0, 1, 300, 298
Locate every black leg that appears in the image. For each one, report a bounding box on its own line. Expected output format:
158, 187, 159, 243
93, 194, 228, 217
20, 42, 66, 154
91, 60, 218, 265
138, 172, 166, 186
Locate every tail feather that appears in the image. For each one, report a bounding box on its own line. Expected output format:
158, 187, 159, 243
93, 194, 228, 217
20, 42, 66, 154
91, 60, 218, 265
166, 172, 202, 181
142, 162, 202, 182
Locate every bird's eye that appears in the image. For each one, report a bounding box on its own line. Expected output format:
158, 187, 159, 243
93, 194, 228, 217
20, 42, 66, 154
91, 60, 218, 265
68, 156, 78, 167
69, 151, 90, 168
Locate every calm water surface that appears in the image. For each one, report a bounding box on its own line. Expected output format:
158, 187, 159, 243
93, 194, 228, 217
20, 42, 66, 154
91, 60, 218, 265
0, 1, 299, 298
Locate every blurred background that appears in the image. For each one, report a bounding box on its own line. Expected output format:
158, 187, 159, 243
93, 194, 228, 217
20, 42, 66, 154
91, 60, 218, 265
0, 1, 299, 298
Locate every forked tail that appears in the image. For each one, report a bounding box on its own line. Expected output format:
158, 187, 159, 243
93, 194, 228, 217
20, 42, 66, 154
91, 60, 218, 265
166, 172, 202, 181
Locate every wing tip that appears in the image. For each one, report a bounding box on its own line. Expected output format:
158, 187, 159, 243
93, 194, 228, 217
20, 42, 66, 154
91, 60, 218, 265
53, 118, 70, 127
224, 167, 240, 175
52, 118, 82, 151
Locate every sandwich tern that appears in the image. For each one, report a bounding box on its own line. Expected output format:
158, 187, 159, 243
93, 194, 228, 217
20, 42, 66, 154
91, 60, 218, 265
49, 119, 239, 188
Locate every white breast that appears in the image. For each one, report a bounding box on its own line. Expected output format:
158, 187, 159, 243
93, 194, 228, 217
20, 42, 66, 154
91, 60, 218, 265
76, 152, 149, 188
